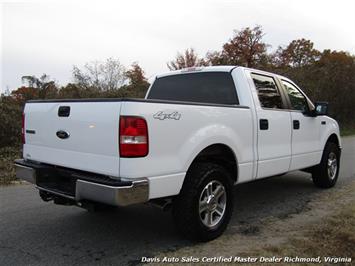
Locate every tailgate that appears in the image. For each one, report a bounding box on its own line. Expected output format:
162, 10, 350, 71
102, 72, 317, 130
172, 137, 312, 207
23, 101, 121, 177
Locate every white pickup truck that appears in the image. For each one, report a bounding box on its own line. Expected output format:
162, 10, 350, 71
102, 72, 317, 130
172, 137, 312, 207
15, 66, 341, 241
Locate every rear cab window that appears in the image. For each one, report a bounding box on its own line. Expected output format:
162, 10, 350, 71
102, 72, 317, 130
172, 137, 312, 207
147, 72, 239, 105
251, 73, 285, 109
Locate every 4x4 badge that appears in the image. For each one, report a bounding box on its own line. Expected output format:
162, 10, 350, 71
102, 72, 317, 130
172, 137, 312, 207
153, 111, 181, 120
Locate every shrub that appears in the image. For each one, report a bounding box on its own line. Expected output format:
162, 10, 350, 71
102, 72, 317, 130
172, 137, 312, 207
0, 146, 21, 185
0, 101, 23, 148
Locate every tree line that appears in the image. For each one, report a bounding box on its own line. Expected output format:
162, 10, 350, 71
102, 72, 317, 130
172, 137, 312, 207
1, 25, 354, 148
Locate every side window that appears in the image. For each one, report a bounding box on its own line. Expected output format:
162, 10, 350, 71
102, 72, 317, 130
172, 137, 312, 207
251, 73, 284, 109
282, 80, 308, 112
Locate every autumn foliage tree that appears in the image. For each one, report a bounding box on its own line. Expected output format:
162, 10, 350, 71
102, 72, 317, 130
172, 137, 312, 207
167, 48, 206, 70
206, 25, 269, 67
9, 74, 58, 104
115, 63, 150, 98
125, 62, 149, 87
11, 86, 39, 103
21, 74, 58, 100
274, 38, 320, 68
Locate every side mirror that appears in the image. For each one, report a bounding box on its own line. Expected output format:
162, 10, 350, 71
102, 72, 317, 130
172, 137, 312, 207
314, 101, 328, 116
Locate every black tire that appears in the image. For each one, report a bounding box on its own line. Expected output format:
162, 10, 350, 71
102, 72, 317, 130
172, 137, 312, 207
172, 162, 234, 242
312, 142, 340, 188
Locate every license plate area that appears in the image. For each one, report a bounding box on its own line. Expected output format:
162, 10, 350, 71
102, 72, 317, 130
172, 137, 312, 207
36, 168, 76, 196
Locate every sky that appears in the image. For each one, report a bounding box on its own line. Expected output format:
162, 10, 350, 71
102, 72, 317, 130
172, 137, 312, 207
1, 0, 355, 93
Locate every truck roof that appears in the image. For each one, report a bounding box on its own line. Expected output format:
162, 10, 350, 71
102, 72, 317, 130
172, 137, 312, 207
156, 66, 238, 78
156, 66, 288, 81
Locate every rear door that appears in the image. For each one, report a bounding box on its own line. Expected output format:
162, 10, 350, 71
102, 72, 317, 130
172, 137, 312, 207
23, 101, 121, 177
249, 72, 292, 179
279, 79, 322, 170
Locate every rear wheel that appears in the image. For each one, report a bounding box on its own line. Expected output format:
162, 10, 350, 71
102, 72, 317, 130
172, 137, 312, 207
312, 142, 340, 188
172, 163, 234, 242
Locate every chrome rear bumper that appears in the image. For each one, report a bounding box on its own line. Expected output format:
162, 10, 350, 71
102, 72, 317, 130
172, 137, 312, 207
14, 159, 149, 206
15, 163, 36, 183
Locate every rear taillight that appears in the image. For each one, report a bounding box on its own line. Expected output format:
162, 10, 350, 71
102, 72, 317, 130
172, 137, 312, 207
119, 116, 148, 157
22, 113, 25, 144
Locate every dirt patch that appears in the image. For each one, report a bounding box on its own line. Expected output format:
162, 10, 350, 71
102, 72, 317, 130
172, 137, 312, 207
237, 224, 260, 236
256, 198, 355, 262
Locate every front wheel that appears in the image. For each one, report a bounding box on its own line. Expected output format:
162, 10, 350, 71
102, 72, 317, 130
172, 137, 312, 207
172, 163, 234, 242
312, 142, 340, 188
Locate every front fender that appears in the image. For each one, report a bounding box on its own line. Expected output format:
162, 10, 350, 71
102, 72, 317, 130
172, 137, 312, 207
320, 116, 341, 149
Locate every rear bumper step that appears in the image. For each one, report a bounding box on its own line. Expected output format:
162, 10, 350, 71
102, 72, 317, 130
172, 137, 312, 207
14, 159, 149, 206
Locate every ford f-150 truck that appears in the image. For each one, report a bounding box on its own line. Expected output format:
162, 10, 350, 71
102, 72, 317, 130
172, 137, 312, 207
15, 66, 341, 241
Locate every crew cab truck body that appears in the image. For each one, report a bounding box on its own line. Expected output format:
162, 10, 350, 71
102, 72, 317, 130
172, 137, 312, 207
15, 66, 341, 241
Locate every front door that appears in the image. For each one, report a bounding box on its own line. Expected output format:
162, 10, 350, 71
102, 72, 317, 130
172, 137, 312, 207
280, 79, 321, 170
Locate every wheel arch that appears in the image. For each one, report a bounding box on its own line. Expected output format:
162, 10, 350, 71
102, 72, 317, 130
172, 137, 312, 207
303, 133, 341, 175
326, 133, 340, 148
186, 143, 239, 183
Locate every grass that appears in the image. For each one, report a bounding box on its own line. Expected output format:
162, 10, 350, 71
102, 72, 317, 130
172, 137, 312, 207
341, 127, 355, 137
0, 146, 21, 185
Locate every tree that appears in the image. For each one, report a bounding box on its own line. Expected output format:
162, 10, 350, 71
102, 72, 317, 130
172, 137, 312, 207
0, 100, 22, 147
11, 86, 39, 102
205, 51, 226, 66
271, 48, 355, 127
167, 48, 206, 70
206, 26, 269, 67
310, 50, 355, 125
72, 58, 126, 91
20, 74, 57, 100
21, 75, 39, 88
273, 39, 320, 68
58, 83, 83, 99
125, 62, 149, 87
118, 63, 150, 98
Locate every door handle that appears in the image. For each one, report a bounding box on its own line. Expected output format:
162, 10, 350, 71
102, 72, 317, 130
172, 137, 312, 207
293, 120, 300, 130
260, 119, 269, 130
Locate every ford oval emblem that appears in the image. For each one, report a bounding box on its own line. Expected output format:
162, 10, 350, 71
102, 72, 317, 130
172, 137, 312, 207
56, 130, 70, 139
